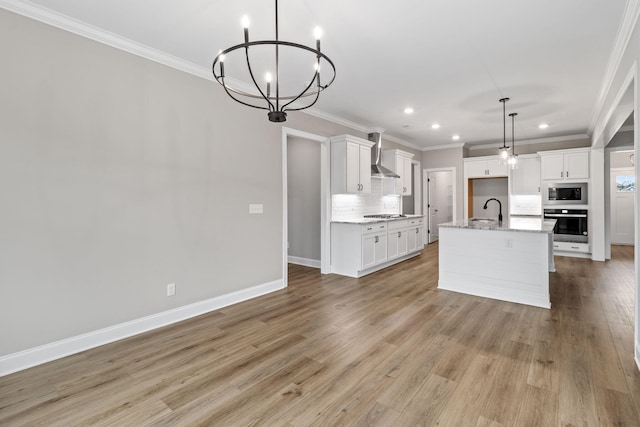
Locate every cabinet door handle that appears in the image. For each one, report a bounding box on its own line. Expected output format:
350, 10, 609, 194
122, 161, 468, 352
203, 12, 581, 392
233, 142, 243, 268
561, 171, 564, 178
416, 228, 419, 233
375, 236, 379, 243
398, 232, 401, 238
566, 171, 569, 178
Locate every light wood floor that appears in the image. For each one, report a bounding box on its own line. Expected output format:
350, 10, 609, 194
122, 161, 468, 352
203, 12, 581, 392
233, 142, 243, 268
1, 244, 638, 426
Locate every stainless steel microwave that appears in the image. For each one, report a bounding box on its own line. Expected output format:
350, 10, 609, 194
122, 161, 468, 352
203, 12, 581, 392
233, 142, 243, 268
544, 182, 587, 205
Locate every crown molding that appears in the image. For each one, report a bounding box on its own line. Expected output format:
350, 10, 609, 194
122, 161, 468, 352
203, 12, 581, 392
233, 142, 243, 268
381, 134, 423, 151
588, 0, 640, 134
0, 0, 214, 81
421, 142, 467, 151
467, 133, 590, 150
301, 108, 371, 134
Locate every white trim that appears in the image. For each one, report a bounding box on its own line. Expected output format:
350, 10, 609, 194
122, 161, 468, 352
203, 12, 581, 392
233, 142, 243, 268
592, 63, 637, 149
287, 256, 321, 269
589, 0, 640, 134
0, 279, 284, 377
382, 133, 423, 151
302, 108, 370, 134
422, 142, 467, 151
636, 342, 640, 373
468, 134, 590, 151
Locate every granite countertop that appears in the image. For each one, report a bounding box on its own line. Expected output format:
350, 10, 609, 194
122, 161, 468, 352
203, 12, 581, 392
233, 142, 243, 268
439, 217, 557, 233
332, 214, 424, 224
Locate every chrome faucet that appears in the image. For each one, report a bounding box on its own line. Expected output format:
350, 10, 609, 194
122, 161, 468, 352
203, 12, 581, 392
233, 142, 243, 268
483, 198, 503, 223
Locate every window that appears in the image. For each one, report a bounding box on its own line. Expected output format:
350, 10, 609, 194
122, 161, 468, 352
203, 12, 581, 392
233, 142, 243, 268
616, 175, 635, 192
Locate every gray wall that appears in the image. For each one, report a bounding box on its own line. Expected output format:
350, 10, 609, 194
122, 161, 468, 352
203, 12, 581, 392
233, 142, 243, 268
0, 9, 364, 357
287, 137, 321, 262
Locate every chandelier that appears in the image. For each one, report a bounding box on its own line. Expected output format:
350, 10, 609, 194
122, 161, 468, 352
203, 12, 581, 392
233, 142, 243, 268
211, 0, 336, 123
508, 112, 518, 169
498, 97, 510, 162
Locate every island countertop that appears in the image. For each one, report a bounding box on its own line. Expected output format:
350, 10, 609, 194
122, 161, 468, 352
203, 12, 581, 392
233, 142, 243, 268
439, 217, 556, 234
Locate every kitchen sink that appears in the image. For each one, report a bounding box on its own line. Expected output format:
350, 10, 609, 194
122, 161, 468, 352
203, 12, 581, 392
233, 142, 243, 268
468, 218, 496, 223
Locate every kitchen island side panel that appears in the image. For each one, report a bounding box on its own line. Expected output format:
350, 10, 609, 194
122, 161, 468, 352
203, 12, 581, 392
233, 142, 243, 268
438, 227, 551, 308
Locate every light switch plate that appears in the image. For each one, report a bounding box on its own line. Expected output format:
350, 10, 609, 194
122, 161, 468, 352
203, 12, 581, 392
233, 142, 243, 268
249, 204, 264, 214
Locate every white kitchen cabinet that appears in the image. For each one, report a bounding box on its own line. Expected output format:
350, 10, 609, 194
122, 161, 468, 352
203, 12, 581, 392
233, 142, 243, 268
510, 155, 541, 195
465, 158, 508, 178
381, 149, 414, 195
330, 135, 375, 194
540, 149, 589, 180
407, 217, 424, 252
331, 218, 424, 278
387, 220, 408, 260
362, 231, 388, 269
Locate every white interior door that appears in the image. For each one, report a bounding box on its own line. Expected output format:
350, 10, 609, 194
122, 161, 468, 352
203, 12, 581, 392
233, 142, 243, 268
428, 174, 439, 243
427, 171, 455, 244
610, 168, 635, 245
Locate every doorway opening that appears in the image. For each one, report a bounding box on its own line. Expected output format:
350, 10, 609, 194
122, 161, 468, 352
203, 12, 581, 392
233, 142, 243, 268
424, 168, 456, 244
282, 128, 330, 288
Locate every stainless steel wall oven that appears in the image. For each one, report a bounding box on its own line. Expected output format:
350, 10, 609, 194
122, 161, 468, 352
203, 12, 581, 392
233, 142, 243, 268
543, 208, 588, 243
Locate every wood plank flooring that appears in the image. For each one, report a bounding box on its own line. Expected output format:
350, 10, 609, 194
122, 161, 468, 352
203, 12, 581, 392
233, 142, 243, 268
1, 244, 638, 426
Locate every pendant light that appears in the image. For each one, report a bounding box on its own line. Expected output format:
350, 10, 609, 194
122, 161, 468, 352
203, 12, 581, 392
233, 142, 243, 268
508, 112, 518, 169
498, 98, 510, 162
211, 0, 336, 123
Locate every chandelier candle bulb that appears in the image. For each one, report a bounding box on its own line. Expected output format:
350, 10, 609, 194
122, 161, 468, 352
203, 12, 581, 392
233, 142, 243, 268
242, 16, 250, 42
314, 26, 322, 51
265, 73, 272, 97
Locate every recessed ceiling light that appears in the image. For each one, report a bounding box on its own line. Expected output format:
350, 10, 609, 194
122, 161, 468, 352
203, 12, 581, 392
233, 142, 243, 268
539, 123, 549, 129
452, 135, 460, 141
404, 107, 414, 114
431, 123, 440, 129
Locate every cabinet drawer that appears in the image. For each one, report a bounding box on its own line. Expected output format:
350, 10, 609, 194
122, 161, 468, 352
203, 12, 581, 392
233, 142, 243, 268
388, 219, 408, 230
408, 218, 423, 226
553, 241, 590, 253
362, 223, 387, 234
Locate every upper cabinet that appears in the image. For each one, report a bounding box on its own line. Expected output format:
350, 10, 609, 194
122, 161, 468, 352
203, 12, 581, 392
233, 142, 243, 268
510, 155, 541, 195
539, 148, 589, 180
465, 157, 508, 178
330, 135, 375, 194
381, 149, 414, 195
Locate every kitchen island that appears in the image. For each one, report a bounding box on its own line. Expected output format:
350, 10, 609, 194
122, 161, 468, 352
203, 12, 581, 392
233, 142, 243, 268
438, 217, 556, 308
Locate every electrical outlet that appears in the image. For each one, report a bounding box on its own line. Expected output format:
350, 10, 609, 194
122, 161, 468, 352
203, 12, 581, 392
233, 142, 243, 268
167, 283, 176, 296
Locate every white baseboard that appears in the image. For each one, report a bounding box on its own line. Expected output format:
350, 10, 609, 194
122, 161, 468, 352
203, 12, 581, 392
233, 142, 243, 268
0, 279, 284, 377
288, 256, 321, 269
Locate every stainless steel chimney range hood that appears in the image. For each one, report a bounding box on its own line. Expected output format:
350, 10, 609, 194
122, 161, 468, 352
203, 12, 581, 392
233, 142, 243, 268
368, 132, 400, 178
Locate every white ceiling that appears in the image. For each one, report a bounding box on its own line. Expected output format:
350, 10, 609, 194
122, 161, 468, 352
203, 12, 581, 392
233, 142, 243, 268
8, 0, 629, 149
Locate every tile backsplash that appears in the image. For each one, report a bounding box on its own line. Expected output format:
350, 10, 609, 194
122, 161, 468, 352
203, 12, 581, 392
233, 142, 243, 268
332, 179, 400, 220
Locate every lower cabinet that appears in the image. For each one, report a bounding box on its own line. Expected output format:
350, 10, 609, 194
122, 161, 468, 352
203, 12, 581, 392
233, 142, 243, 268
331, 217, 424, 278
407, 218, 424, 252
387, 220, 408, 260
362, 231, 388, 269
